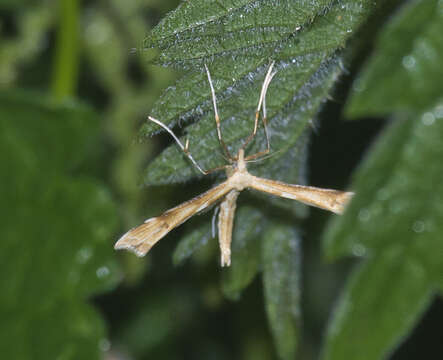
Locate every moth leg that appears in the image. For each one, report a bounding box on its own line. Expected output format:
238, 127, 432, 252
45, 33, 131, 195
241, 61, 276, 156
205, 64, 234, 161
217, 190, 240, 267
148, 116, 220, 175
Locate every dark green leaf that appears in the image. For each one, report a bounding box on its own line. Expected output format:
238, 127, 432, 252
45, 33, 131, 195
172, 221, 212, 266
346, 0, 443, 116
221, 206, 265, 299
262, 222, 301, 360
0, 91, 120, 360
325, 104, 443, 263
143, 55, 343, 185
322, 246, 433, 360
322, 102, 443, 359
116, 289, 197, 357
0, 90, 99, 173
147, 0, 332, 49
0, 0, 36, 10
141, 0, 377, 187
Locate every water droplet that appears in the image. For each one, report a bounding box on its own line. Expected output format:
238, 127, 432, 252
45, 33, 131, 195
352, 78, 366, 92
346, 29, 352, 33
434, 104, 443, 118
295, 26, 301, 31
412, 220, 425, 233
96, 266, 110, 278
421, 112, 435, 126
402, 55, 416, 69
352, 244, 366, 257
358, 208, 370, 222
291, 58, 296, 63
99, 338, 111, 352
85, 22, 111, 45
76, 247, 93, 264
376, 188, 390, 201
389, 199, 409, 214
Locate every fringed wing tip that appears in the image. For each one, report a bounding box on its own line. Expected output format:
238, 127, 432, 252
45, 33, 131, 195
114, 233, 148, 257
335, 191, 355, 214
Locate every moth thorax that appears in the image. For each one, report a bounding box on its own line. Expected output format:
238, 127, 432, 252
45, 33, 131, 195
236, 149, 247, 172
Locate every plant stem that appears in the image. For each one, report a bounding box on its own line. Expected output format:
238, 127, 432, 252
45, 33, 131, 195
51, 0, 79, 101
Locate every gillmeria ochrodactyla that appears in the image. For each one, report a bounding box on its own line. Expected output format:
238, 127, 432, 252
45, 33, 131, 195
115, 62, 354, 266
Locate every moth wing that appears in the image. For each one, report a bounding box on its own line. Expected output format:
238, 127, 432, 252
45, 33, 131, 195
250, 177, 353, 214
115, 181, 233, 257
217, 190, 240, 267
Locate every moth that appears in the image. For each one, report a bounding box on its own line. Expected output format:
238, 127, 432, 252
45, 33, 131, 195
115, 62, 354, 266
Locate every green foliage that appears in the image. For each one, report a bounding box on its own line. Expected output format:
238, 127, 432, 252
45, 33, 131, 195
141, 0, 376, 185
322, 0, 443, 359
262, 223, 301, 360
346, 0, 443, 116
3, 0, 443, 359
143, 0, 377, 358
172, 221, 212, 266
323, 105, 443, 359
0, 91, 120, 360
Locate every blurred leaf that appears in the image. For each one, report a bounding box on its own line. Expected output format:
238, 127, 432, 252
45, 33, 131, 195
173, 221, 212, 266
0, 90, 98, 171
141, 0, 377, 185
262, 223, 301, 360
322, 247, 433, 360
116, 288, 196, 357
0, 91, 120, 360
0, 0, 36, 10
322, 101, 443, 359
221, 206, 265, 299
346, 0, 443, 116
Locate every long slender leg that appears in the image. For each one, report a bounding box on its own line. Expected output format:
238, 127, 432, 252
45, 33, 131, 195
241, 61, 276, 157
205, 64, 234, 161
148, 116, 226, 175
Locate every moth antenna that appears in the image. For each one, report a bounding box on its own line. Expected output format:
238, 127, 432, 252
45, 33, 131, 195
147, 116, 208, 175
205, 64, 234, 160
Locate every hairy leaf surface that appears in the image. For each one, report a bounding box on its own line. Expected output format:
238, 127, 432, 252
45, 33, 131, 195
142, 0, 376, 187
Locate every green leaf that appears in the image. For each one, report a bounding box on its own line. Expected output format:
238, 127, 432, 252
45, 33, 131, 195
0, 91, 120, 360
322, 101, 443, 359
116, 288, 197, 357
147, 0, 332, 48
0, 0, 35, 10
346, 0, 443, 116
0, 90, 98, 172
172, 221, 212, 266
221, 206, 265, 299
143, 55, 343, 185
322, 246, 433, 360
141, 0, 377, 186
262, 222, 301, 360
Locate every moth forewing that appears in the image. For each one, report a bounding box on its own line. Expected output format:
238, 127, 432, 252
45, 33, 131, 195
248, 176, 354, 214
115, 181, 234, 257
217, 190, 240, 267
